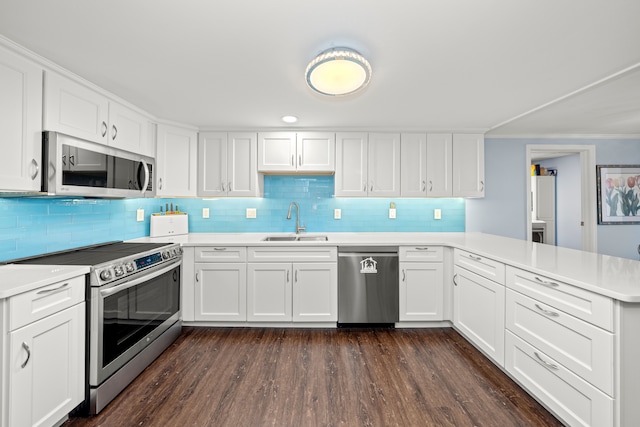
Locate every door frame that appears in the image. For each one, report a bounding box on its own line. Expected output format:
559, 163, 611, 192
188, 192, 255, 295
525, 144, 597, 252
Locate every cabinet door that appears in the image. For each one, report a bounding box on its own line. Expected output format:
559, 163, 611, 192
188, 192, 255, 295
0, 45, 42, 191
296, 132, 335, 172
293, 262, 337, 322
335, 132, 368, 197
195, 263, 247, 321
257, 132, 296, 172
9, 303, 85, 427
108, 101, 152, 156
228, 132, 260, 197
426, 133, 453, 197
368, 133, 400, 197
532, 176, 555, 221
400, 133, 427, 197
247, 263, 292, 321
453, 265, 505, 366
156, 124, 197, 196
198, 132, 227, 197
452, 134, 485, 197
400, 262, 444, 321
44, 72, 110, 144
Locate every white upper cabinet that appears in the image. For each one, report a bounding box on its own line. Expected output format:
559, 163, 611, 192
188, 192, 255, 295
400, 133, 427, 197
0, 44, 43, 192
258, 132, 335, 172
452, 133, 485, 197
335, 132, 400, 197
44, 72, 154, 157
156, 124, 197, 197
426, 133, 454, 197
198, 132, 261, 197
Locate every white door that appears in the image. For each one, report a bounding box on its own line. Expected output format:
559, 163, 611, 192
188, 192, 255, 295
0, 45, 42, 191
9, 304, 85, 427
296, 132, 335, 172
335, 132, 368, 197
368, 133, 401, 197
453, 266, 505, 365
426, 133, 453, 197
156, 124, 197, 197
195, 263, 247, 321
452, 134, 485, 197
228, 132, 259, 197
400, 133, 427, 197
247, 263, 292, 321
292, 262, 337, 322
399, 262, 444, 321
258, 132, 296, 172
198, 132, 227, 197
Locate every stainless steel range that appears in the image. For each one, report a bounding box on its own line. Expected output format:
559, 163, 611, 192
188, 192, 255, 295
14, 241, 183, 414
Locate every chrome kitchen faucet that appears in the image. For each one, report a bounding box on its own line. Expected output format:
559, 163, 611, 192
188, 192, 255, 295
287, 202, 306, 234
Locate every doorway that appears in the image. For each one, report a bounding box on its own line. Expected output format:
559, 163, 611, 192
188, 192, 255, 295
525, 145, 596, 252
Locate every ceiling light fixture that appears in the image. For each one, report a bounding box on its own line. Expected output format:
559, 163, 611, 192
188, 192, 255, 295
281, 115, 298, 124
305, 47, 372, 96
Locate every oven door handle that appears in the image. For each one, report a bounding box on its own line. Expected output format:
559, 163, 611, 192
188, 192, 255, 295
99, 261, 180, 298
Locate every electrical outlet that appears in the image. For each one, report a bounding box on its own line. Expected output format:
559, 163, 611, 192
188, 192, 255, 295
246, 208, 257, 219
136, 209, 144, 222
389, 208, 396, 219
434, 209, 442, 220
334, 209, 341, 219
202, 208, 210, 218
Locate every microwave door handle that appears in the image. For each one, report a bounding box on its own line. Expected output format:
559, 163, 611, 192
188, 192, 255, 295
99, 261, 180, 298
140, 159, 149, 195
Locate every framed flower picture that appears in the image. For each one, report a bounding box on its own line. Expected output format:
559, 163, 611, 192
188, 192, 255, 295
596, 165, 640, 224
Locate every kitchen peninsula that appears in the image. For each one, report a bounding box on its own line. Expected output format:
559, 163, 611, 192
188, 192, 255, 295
132, 231, 640, 427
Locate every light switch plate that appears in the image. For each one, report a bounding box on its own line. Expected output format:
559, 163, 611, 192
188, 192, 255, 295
389, 208, 396, 219
246, 208, 257, 219
136, 209, 144, 222
334, 209, 341, 219
202, 208, 210, 218
434, 209, 442, 220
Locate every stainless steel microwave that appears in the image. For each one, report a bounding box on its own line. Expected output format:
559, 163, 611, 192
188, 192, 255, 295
42, 131, 155, 198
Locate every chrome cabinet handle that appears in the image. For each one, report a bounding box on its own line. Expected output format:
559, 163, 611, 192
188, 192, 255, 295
534, 277, 559, 288
298, 155, 302, 166
287, 270, 290, 283
112, 125, 118, 140
101, 121, 108, 137
295, 270, 298, 283
30, 159, 39, 180
422, 180, 426, 192
416, 247, 430, 251
158, 178, 163, 190
69, 155, 75, 166
534, 352, 558, 370
21, 342, 31, 368
36, 282, 69, 295
291, 155, 294, 166
220, 182, 225, 191
429, 180, 433, 192
480, 180, 484, 192
195, 271, 200, 282
402, 269, 406, 282
213, 247, 227, 251
468, 254, 482, 261
228, 182, 232, 192
453, 273, 458, 286
62, 154, 67, 167
535, 304, 559, 317
363, 183, 366, 192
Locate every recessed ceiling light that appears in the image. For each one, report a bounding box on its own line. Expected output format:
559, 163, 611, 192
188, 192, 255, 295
281, 115, 298, 123
305, 47, 372, 96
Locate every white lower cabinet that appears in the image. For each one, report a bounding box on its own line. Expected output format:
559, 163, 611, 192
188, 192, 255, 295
453, 257, 505, 366
399, 246, 444, 321
247, 247, 337, 323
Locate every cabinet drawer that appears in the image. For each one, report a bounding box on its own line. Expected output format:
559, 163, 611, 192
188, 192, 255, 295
9, 275, 85, 330
454, 249, 505, 284
248, 246, 337, 263
399, 246, 443, 262
506, 289, 613, 395
505, 331, 613, 427
506, 266, 613, 331
195, 246, 247, 262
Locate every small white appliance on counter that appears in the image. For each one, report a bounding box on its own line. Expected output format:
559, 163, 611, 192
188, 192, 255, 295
150, 214, 189, 237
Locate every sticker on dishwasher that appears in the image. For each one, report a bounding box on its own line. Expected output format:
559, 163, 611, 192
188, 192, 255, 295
360, 257, 378, 274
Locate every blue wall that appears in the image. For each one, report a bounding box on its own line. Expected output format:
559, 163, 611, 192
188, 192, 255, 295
0, 175, 465, 261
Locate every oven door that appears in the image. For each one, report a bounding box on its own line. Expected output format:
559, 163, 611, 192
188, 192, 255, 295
89, 260, 181, 386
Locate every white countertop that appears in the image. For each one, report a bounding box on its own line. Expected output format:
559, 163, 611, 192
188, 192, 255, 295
0, 264, 90, 299
130, 231, 640, 303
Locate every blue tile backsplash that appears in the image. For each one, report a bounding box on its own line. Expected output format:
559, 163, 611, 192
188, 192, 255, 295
0, 175, 464, 261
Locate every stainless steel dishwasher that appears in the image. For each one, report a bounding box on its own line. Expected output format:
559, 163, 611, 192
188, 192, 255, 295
338, 246, 399, 326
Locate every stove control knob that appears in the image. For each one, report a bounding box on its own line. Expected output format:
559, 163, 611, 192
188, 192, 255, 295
162, 251, 170, 260
99, 269, 113, 281
125, 262, 136, 273
114, 265, 125, 277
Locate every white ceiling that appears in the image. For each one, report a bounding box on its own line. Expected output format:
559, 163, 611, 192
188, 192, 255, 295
1, 0, 639, 136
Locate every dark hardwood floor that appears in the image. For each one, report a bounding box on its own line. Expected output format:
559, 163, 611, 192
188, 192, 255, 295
64, 327, 562, 427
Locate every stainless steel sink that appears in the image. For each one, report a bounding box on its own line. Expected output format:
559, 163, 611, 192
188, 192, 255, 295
262, 235, 328, 242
